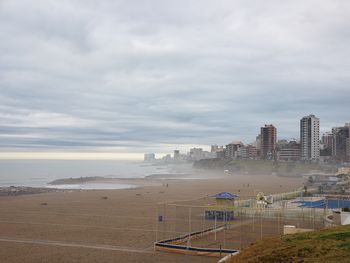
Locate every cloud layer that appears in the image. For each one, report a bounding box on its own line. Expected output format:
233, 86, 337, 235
1, 0, 350, 154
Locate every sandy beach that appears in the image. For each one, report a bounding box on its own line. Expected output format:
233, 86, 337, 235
0, 173, 303, 263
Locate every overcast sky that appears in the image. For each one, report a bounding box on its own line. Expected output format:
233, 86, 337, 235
0, 0, 349, 158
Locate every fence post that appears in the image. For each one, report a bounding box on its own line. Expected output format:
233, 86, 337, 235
215, 212, 217, 241
260, 209, 263, 240
189, 207, 192, 247
155, 205, 158, 248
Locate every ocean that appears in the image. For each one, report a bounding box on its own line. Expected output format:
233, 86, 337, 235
0, 160, 189, 189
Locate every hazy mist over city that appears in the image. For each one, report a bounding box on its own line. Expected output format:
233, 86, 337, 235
2, 2, 350, 263
1, 0, 350, 158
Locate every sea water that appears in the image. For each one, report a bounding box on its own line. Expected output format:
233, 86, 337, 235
0, 160, 180, 189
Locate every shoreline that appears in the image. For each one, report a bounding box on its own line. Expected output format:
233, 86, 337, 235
0, 186, 66, 196
0, 171, 304, 197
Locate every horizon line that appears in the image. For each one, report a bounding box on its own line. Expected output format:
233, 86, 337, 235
0, 152, 156, 161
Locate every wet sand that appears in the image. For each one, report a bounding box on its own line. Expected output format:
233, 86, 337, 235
0, 173, 303, 263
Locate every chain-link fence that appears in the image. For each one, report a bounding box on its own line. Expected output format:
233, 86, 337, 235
155, 194, 328, 253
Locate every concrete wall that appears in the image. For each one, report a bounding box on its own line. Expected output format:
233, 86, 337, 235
341, 211, 350, 225
283, 225, 313, 235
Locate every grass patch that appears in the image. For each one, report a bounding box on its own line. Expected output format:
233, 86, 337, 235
284, 234, 310, 241
318, 231, 350, 241
230, 225, 350, 263
338, 242, 350, 251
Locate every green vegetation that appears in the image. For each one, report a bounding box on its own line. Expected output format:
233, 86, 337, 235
229, 225, 350, 263
193, 158, 335, 176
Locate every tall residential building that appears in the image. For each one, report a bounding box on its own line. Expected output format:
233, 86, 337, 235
144, 153, 155, 162
321, 132, 333, 156
260, 124, 277, 159
173, 150, 180, 161
237, 146, 249, 159
255, 134, 261, 149
211, 145, 225, 158
211, 145, 219, 152
189, 148, 203, 161
225, 141, 243, 159
237, 144, 258, 159
332, 124, 350, 161
322, 132, 333, 150
300, 114, 320, 161
247, 145, 258, 159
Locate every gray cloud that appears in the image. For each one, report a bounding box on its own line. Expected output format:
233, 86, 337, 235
1, 0, 350, 153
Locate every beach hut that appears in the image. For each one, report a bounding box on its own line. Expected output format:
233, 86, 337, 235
205, 192, 239, 221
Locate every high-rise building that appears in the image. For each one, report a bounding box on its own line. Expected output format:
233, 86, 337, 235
237, 146, 248, 159
144, 153, 155, 162
225, 141, 243, 159
211, 145, 225, 158
211, 145, 219, 152
174, 150, 180, 161
322, 132, 333, 150
300, 114, 320, 161
332, 124, 350, 162
237, 144, 258, 159
247, 145, 258, 159
260, 124, 277, 159
189, 148, 203, 161
321, 132, 333, 156
255, 134, 261, 157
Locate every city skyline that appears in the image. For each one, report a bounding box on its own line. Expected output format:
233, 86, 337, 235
1, 116, 348, 160
1, 1, 350, 158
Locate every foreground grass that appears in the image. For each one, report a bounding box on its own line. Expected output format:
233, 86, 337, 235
229, 225, 350, 263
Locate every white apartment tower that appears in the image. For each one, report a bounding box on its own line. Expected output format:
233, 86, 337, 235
300, 114, 320, 161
